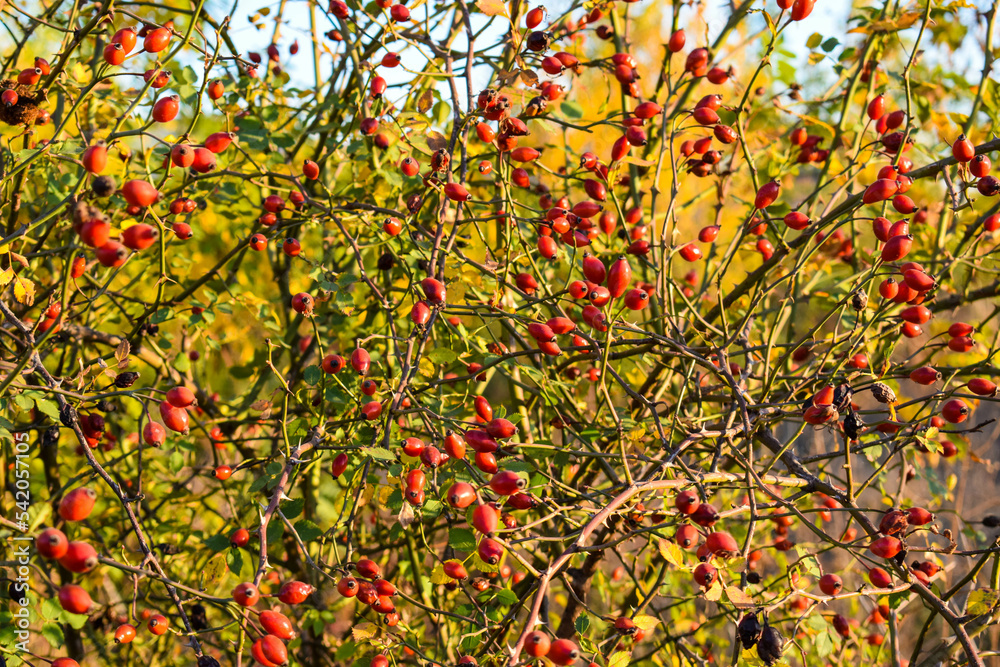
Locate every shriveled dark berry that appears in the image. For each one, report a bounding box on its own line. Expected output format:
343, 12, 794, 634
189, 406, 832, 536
189, 603, 208, 631
843, 410, 865, 440
756, 625, 784, 666
114, 371, 140, 388
42, 426, 60, 446
92, 175, 117, 197
738, 612, 762, 649
59, 403, 77, 426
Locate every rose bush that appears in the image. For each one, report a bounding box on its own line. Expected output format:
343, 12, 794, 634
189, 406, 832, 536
2, 0, 1000, 666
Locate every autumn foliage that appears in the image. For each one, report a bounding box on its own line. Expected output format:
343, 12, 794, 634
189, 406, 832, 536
3, 1, 1000, 667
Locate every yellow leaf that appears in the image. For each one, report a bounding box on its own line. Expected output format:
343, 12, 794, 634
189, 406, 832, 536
787, 111, 836, 137
461, 267, 484, 288
0, 267, 13, 287
430, 562, 451, 585
632, 614, 660, 631
725, 586, 754, 609
704, 580, 723, 602
471, 551, 501, 573
519, 69, 539, 87
623, 155, 655, 167
763, 10, 776, 38
201, 554, 228, 589
417, 89, 434, 114
475, 0, 509, 17
449, 279, 467, 304
968, 589, 1000, 616
608, 651, 631, 667
848, 11, 922, 34
351, 621, 380, 642
13, 276, 35, 305
657, 538, 687, 570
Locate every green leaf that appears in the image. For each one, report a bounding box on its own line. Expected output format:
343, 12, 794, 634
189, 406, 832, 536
283, 497, 305, 520
423, 499, 443, 516
41, 622, 65, 648
204, 534, 230, 552
335, 641, 357, 660
560, 101, 583, 120
294, 519, 323, 542
249, 473, 270, 493
325, 385, 350, 405
798, 552, 821, 577
11, 393, 32, 411
362, 446, 396, 461
150, 308, 174, 324
806, 32, 823, 49
575, 612, 590, 634
41, 598, 63, 620
493, 588, 518, 605
449, 527, 477, 552
303, 365, 322, 386
777, 59, 797, 84
173, 353, 191, 373
815, 627, 835, 658
426, 348, 457, 364
266, 518, 284, 544
227, 547, 244, 575
65, 611, 88, 628
33, 398, 60, 421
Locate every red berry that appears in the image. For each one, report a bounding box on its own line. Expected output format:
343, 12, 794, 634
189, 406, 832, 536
548, 638, 579, 666
278, 580, 314, 604
819, 574, 843, 595
754, 180, 780, 209
942, 399, 970, 424
952, 134, 975, 162
58, 584, 93, 614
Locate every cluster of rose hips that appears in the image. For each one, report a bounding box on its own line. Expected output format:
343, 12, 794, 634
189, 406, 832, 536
230, 580, 312, 666
27, 29, 254, 278
139, 384, 198, 447
100, 23, 172, 67
313, 346, 385, 421
34, 487, 153, 634
334, 558, 402, 629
